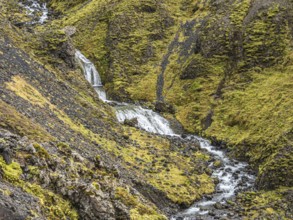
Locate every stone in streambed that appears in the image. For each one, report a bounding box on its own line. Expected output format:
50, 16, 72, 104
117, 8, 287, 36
213, 160, 222, 168
123, 118, 138, 127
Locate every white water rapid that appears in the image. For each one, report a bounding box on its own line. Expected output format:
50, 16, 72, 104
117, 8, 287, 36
171, 136, 255, 219
75, 51, 255, 219
115, 105, 174, 135
19, 0, 48, 24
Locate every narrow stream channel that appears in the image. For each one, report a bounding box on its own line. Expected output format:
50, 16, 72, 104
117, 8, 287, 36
75, 51, 256, 220
19, 0, 48, 24
20, 2, 256, 218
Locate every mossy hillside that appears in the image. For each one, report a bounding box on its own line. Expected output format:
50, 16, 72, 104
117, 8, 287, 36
243, 4, 290, 68
0, 100, 54, 142
5, 75, 118, 153
49, 0, 210, 101
46, 0, 293, 194
113, 127, 214, 206
115, 187, 167, 220
1, 0, 292, 217
207, 67, 293, 151
0, 16, 216, 217
206, 67, 293, 184
49, 0, 88, 11
235, 187, 293, 220
147, 0, 293, 190
0, 156, 79, 219
163, 53, 225, 133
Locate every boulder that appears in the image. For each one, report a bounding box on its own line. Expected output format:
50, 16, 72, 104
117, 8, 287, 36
123, 118, 138, 127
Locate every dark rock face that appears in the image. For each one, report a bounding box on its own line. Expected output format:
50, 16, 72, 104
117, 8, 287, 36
2, 148, 12, 165
58, 39, 76, 68
201, 110, 213, 130
180, 59, 210, 80
140, 4, 156, 13
155, 101, 175, 114
0, 178, 43, 220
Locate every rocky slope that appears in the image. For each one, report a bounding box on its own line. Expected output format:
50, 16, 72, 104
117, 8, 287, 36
0, 1, 216, 219
0, 0, 292, 219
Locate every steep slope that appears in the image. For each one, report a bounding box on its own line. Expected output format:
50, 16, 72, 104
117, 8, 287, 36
45, 0, 293, 218
0, 2, 218, 219
0, 0, 292, 219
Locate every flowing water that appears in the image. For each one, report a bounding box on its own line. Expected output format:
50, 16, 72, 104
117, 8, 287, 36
75, 50, 107, 101
76, 46, 255, 220
19, 0, 48, 24
115, 105, 174, 135
16, 1, 255, 219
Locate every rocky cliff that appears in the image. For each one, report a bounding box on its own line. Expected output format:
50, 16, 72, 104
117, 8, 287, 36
0, 0, 292, 219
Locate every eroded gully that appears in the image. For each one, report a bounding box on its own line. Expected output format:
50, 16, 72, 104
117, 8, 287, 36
75, 51, 256, 220
20, 2, 256, 219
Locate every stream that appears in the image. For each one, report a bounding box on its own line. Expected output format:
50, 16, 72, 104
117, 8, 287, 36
75, 51, 256, 219
20, 2, 256, 218
19, 0, 48, 24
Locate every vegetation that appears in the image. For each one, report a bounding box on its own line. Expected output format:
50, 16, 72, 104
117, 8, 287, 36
0, 0, 292, 219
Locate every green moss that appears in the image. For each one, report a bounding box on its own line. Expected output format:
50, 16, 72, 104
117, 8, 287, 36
112, 128, 214, 205
0, 157, 22, 182
243, 4, 289, 67
115, 187, 138, 207
115, 187, 167, 220
237, 187, 293, 220
57, 142, 72, 155
0, 100, 53, 142
230, 0, 251, 28
6, 75, 117, 151
33, 143, 50, 159
0, 156, 78, 219
23, 183, 79, 220
206, 68, 293, 163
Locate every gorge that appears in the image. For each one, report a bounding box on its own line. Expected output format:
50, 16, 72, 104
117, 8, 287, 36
76, 50, 256, 219
0, 0, 292, 219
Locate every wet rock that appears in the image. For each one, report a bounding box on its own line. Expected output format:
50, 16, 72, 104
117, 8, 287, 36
214, 202, 223, 209
155, 101, 175, 114
225, 168, 232, 172
181, 134, 187, 139
213, 160, 222, 168
123, 118, 138, 127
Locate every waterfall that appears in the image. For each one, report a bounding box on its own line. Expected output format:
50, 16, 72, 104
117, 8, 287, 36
75, 50, 255, 219
115, 105, 174, 135
75, 50, 174, 134
75, 50, 107, 101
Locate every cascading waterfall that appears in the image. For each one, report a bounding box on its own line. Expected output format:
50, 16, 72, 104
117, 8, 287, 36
75, 50, 255, 219
115, 105, 174, 135
75, 50, 107, 101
